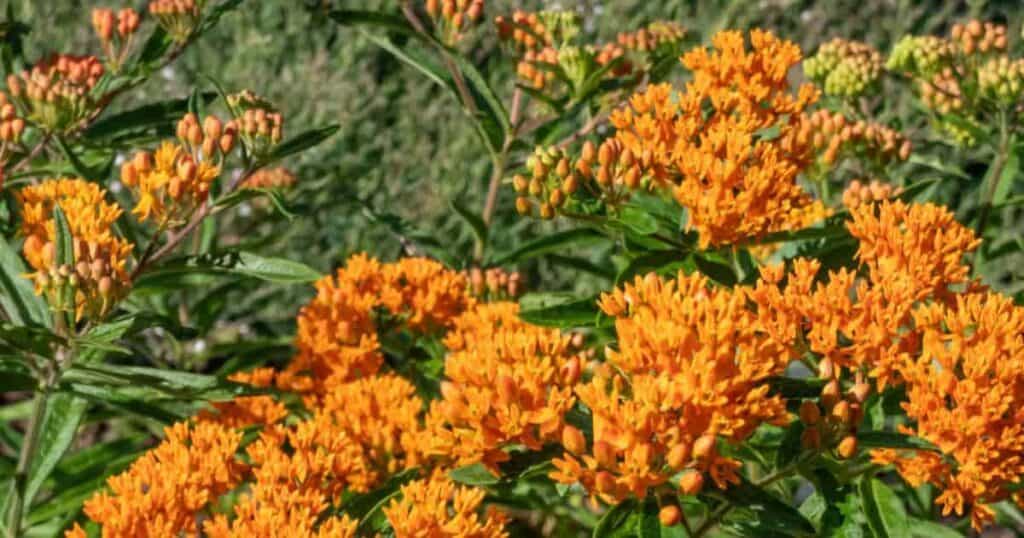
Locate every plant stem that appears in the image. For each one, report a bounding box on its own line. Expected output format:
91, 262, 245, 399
6, 384, 50, 538
973, 109, 1013, 269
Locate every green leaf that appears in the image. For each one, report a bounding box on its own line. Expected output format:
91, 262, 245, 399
448, 463, 500, 486
897, 178, 942, 203
260, 124, 340, 166
62, 363, 270, 402
214, 188, 297, 220
692, 252, 737, 286
23, 394, 89, 513
616, 250, 692, 285
448, 51, 510, 137
54, 137, 111, 182
136, 26, 172, 67
198, 0, 244, 34
859, 477, 909, 538
907, 154, 970, 181
908, 518, 962, 538
0, 236, 50, 327
450, 200, 488, 246
84, 94, 217, 141
518, 295, 607, 329
613, 206, 660, 236
488, 228, 608, 266
720, 476, 816, 537
136, 251, 322, 287
327, 9, 421, 38
360, 30, 452, 91
52, 205, 74, 268
0, 359, 35, 393
593, 499, 640, 538
857, 431, 938, 452
766, 377, 827, 399
638, 497, 662, 538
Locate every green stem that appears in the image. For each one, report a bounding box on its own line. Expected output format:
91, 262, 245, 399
6, 385, 49, 538
973, 109, 1012, 269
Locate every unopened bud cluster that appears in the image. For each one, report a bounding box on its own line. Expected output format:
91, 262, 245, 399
425, 0, 484, 45
93, 7, 140, 71
465, 266, 522, 300
7, 55, 104, 132
149, 0, 205, 43
805, 39, 883, 99
978, 56, 1024, 104
227, 90, 283, 158
616, 21, 685, 53
495, 11, 551, 52
121, 113, 235, 225
514, 145, 582, 219
804, 110, 911, 167
842, 179, 900, 209
516, 47, 559, 90
242, 166, 296, 190
951, 20, 1008, 56
798, 359, 870, 459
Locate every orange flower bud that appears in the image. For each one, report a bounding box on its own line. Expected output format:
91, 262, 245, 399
556, 158, 571, 178
659, 505, 681, 527
837, 435, 858, 459
821, 379, 841, 409
121, 162, 138, 187
496, 374, 516, 406
539, 203, 555, 220
515, 196, 532, 216
831, 400, 852, 425
801, 427, 821, 450
666, 441, 691, 470
562, 426, 586, 455
593, 440, 617, 468
219, 133, 236, 154
203, 116, 223, 141
549, 189, 565, 208
678, 470, 704, 495
513, 174, 529, 193
562, 174, 579, 195
581, 140, 597, 162
692, 434, 716, 460
595, 471, 617, 494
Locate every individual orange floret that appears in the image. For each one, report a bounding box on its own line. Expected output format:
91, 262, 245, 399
17, 178, 133, 320
847, 200, 980, 302
80, 421, 246, 538
876, 292, 1024, 531
320, 374, 427, 491
553, 272, 791, 503
120, 113, 234, 226
424, 302, 582, 471
842, 179, 901, 209
7, 54, 104, 132
383, 471, 509, 538
609, 30, 824, 247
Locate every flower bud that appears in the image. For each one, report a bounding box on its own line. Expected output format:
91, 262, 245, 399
593, 440, 616, 468
678, 470, 704, 495
692, 434, 716, 460
513, 174, 529, 193
666, 441, 691, 470
562, 425, 586, 455
801, 427, 821, 450
837, 435, 858, 459
515, 196, 532, 216
659, 505, 681, 527
799, 400, 821, 426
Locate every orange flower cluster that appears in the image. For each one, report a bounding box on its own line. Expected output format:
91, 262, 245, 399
552, 272, 792, 502
120, 113, 235, 225
149, 0, 204, 42
7, 54, 104, 132
242, 166, 297, 190
842, 179, 900, 209
197, 368, 288, 429
80, 421, 246, 537
951, 19, 1008, 55
283, 254, 472, 399
383, 471, 509, 538
425, 0, 485, 45
425, 301, 582, 471
227, 90, 283, 157
17, 178, 133, 320
92, 7, 140, 71
873, 292, 1024, 529
805, 110, 911, 167
609, 30, 825, 247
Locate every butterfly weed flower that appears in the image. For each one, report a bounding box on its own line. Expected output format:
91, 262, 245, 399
17, 178, 133, 321
226, 89, 283, 159
805, 110, 911, 169
149, 0, 205, 43
7, 54, 104, 133
120, 113, 235, 226
383, 471, 509, 538
93, 7, 140, 72
197, 368, 289, 429
76, 421, 246, 538
425, 0, 485, 46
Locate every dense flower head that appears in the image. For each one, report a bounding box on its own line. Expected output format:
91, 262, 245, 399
950, 20, 1008, 56
805, 38, 883, 98
608, 30, 825, 247
874, 292, 1024, 530
197, 368, 289, 429
494, 10, 551, 52
978, 55, 1024, 104
242, 165, 297, 190
227, 89, 283, 157
804, 110, 911, 167
553, 272, 791, 502
7, 54, 104, 132
887, 35, 956, 77
93, 7, 140, 71
79, 421, 246, 538
425, 301, 582, 471
383, 471, 509, 538
17, 178, 133, 320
